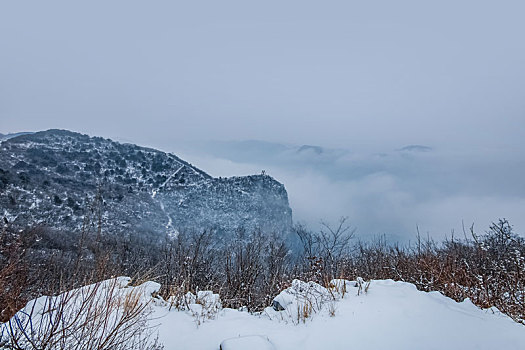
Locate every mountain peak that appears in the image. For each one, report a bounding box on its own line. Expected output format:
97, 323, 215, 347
398, 145, 433, 153
297, 145, 324, 155
0, 129, 292, 237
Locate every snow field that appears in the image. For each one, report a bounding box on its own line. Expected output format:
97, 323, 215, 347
3, 277, 524, 349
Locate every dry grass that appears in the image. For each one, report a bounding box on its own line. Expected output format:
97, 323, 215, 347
0, 278, 163, 350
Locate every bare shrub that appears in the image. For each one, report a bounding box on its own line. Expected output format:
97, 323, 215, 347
4, 214, 524, 329
0, 223, 38, 323
0, 278, 163, 350
295, 217, 355, 284
343, 219, 525, 323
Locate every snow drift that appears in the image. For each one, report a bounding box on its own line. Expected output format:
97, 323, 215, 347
2, 277, 524, 350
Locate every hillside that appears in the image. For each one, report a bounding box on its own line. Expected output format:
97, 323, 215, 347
0, 130, 292, 238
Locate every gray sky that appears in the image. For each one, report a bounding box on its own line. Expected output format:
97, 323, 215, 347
2, 0, 524, 151
1, 1, 525, 239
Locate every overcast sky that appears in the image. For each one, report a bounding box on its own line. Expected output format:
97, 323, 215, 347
1, 1, 524, 239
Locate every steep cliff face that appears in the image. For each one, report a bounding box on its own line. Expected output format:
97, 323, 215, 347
0, 130, 292, 237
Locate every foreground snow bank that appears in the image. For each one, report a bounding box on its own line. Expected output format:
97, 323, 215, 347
3, 278, 524, 349
156, 279, 525, 350
1, 277, 163, 350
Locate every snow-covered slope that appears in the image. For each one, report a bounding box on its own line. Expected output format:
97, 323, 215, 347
3, 278, 524, 349
156, 279, 525, 349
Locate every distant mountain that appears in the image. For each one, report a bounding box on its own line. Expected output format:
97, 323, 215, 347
0, 130, 292, 238
0, 132, 33, 141
398, 145, 433, 153
193, 140, 349, 166
297, 145, 324, 155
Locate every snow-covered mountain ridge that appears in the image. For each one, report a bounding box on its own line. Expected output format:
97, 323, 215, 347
0, 129, 292, 237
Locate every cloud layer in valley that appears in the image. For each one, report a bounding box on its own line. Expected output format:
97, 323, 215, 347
175, 140, 525, 242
